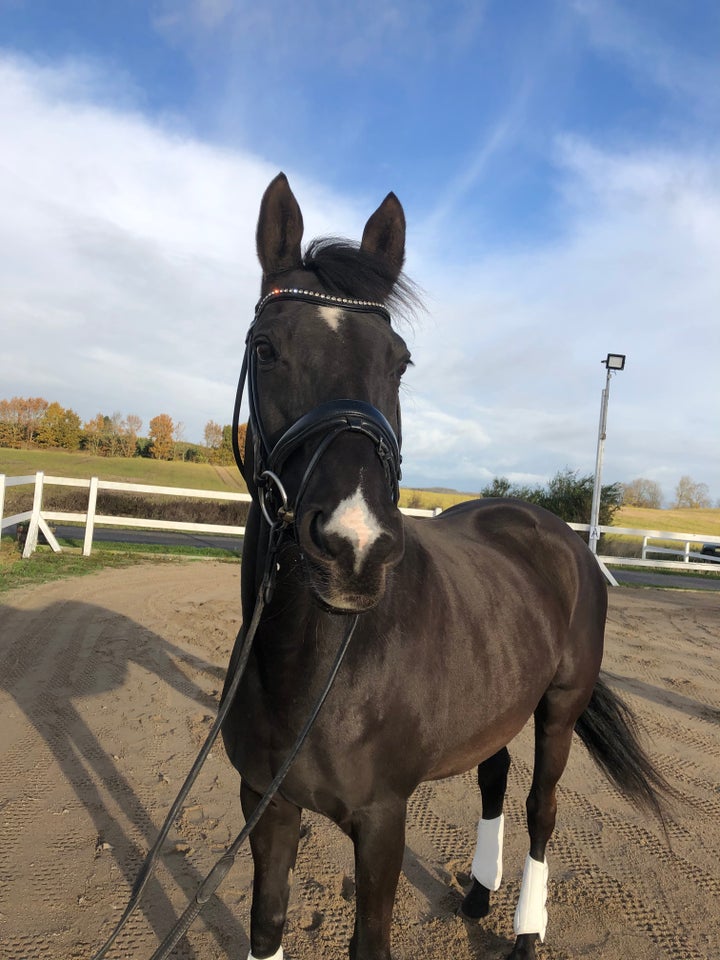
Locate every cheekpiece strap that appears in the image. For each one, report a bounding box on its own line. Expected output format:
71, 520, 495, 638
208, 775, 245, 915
255, 288, 391, 324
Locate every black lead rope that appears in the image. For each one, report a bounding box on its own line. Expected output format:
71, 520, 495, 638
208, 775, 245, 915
147, 613, 359, 960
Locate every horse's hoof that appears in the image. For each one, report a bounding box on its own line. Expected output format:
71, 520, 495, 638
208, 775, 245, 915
507, 932, 538, 959
460, 878, 491, 919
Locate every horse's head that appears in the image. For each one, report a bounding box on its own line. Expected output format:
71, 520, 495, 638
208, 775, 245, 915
244, 173, 413, 613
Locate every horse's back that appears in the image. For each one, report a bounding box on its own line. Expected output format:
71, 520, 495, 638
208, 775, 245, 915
405, 496, 605, 608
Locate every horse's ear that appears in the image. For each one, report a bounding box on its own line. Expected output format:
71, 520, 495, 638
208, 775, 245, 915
360, 192, 406, 282
256, 172, 304, 277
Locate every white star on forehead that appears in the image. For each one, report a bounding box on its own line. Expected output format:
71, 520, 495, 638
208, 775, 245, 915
317, 305, 345, 332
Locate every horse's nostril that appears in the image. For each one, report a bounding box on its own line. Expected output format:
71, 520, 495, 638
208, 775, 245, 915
309, 511, 328, 553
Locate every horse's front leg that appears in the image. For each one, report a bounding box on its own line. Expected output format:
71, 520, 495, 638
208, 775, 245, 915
462, 746, 511, 919
241, 780, 302, 960
349, 798, 407, 960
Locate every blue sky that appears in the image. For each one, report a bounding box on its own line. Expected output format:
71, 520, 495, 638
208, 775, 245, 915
2, 0, 719, 503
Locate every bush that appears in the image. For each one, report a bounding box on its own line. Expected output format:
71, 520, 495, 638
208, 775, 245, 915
481, 468, 621, 526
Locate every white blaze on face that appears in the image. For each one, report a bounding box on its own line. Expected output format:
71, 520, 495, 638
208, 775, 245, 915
317, 305, 344, 332
324, 484, 384, 573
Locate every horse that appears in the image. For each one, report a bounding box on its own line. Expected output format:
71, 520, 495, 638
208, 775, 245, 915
221, 173, 668, 960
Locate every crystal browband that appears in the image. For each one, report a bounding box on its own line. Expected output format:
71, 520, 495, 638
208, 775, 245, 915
255, 288, 391, 323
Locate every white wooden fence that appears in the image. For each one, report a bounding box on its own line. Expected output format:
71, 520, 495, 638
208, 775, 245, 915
1, 473, 718, 575
0, 472, 254, 558
0, 472, 438, 559
566, 522, 720, 571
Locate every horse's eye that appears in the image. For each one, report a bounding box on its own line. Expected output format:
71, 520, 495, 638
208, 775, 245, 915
396, 356, 412, 379
255, 339, 276, 365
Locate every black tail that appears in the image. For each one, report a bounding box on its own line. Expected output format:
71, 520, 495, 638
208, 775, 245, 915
574, 677, 673, 825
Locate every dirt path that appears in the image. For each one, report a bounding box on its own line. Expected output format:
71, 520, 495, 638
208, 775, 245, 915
0, 564, 718, 960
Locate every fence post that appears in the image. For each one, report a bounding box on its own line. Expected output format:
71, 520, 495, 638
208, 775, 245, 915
83, 476, 99, 557
641, 536, 648, 560
22, 472, 45, 558
684, 542, 690, 563
0, 474, 6, 534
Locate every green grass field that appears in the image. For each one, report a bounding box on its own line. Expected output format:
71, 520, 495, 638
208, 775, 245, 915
601, 506, 720, 560
613, 505, 720, 536
0, 448, 247, 492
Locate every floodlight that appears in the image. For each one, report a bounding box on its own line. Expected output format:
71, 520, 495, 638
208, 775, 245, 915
604, 353, 626, 371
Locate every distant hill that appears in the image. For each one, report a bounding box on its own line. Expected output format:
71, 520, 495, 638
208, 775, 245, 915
418, 486, 463, 494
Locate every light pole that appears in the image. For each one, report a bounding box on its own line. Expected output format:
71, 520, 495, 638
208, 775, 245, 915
589, 353, 626, 555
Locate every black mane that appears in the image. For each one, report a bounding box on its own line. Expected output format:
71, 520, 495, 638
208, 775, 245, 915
302, 237, 421, 323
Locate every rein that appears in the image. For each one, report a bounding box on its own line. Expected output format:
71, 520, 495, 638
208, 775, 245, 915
90, 289, 400, 959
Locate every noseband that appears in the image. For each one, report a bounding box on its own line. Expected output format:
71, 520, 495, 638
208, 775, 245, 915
232, 288, 403, 532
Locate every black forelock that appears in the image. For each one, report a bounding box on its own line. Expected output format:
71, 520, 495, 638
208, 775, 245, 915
302, 238, 421, 324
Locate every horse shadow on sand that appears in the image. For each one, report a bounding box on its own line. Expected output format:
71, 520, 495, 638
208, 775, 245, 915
0, 598, 250, 959
1, 596, 517, 959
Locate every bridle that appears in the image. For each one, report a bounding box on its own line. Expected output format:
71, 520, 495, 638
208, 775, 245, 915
233, 287, 403, 536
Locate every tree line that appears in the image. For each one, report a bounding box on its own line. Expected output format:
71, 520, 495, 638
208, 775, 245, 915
0, 396, 246, 465
620, 475, 715, 509
478, 468, 717, 520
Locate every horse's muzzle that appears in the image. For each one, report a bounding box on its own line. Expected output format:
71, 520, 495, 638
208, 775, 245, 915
298, 504, 405, 612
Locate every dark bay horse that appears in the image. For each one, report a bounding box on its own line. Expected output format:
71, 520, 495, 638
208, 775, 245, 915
221, 173, 667, 960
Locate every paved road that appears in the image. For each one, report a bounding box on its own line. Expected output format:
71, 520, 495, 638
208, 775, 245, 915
16, 523, 244, 555
613, 567, 720, 592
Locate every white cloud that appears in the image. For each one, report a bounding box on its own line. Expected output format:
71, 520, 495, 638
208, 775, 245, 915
2, 51, 718, 504
0, 54, 362, 441
404, 137, 720, 499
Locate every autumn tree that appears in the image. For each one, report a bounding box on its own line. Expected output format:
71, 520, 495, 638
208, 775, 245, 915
118, 414, 142, 457
149, 413, 176, 460
35, 402, 81, 449
82, 413, 110, 455
621, 477, 663, 509
674, 475, 711, 509
204, 420, 223, 450
0, 398, 23, 447
211, 422, 247, 466
126, 413, 142, 436
0, 396, 48, 446
103, 412, 122, 456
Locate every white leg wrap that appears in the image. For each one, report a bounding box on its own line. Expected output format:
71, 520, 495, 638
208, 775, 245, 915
470, 814, 504, 891
513, 855, 548, 941
248, 949, 283, 960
